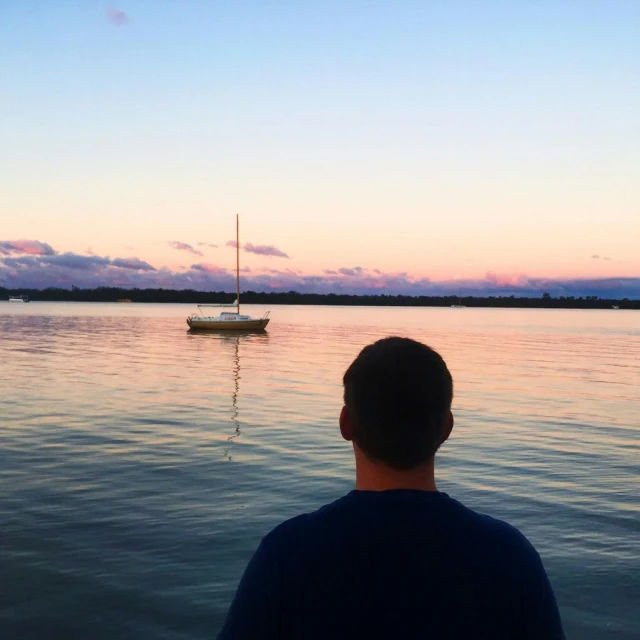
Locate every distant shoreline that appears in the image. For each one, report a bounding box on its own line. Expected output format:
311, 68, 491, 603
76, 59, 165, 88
1, 287, 638, 310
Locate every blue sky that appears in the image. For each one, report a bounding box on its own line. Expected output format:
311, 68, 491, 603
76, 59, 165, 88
1, 1, 639, 296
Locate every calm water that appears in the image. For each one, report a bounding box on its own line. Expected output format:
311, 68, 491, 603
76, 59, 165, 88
1, 303, 638, 639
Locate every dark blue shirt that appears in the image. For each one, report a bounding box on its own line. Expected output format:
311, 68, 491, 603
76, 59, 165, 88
217, 490, 564, 639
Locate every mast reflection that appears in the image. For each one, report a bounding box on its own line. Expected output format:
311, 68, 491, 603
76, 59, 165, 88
215, 331, 269, 461
225, 335, 241, 460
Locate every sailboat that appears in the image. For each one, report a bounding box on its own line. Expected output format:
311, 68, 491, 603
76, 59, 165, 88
187, 215, 271, 331
451, 289, 466, 308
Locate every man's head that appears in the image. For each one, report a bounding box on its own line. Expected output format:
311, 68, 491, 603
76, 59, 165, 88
341, 337, 453, 471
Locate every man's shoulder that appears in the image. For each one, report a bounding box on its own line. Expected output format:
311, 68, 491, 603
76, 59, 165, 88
261, 491, 541, 569
443, 497, 544, 570
259, 494, 352, 551
263, 498, 345, 535
449, 497, 529, 539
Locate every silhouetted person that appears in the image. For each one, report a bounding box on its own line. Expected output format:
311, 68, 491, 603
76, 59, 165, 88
217, 337, 564, 639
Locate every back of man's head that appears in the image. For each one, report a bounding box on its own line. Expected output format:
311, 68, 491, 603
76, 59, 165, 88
343, 337, 453, 471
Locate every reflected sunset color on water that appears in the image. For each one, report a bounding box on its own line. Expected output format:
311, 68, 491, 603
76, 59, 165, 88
1, 303, 638, 639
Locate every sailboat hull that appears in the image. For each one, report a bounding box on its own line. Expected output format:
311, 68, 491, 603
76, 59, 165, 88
187, 318, 270, 331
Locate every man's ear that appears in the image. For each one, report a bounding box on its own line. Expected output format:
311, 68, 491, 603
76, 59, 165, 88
439, 411, 454, 446
340, 405, 354, 442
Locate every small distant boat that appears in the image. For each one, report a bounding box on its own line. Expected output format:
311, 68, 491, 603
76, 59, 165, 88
612, 305, 620, 310
187, 215, 271, 331
117, 298, 132, 303
9, 295, 29, 303
451, 289, 466, 308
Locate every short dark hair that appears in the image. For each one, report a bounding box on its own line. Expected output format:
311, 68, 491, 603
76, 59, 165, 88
343, 337, 453, 470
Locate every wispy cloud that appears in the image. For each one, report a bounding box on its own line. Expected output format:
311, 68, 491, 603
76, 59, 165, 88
0, 240, 56, 256
111, 257, 156, 271
244, 242, 289, 258
40, 254, 111, 270
225, 240, 289, 258
592, 254, 612, 261
167, 241, 203, 257
338, 267, 364, 277
197, 242, 218, 249
106, 7, 128, 26
191, 263, 227, 275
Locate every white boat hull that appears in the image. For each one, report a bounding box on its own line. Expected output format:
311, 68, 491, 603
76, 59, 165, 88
187, 317, 270, 331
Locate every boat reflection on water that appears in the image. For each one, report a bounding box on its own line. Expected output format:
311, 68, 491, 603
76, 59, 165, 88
187, 330, 269, 461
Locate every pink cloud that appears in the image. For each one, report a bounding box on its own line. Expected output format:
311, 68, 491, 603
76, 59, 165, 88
0, 240, 56, 256
225, 240, 289, 258
111, 257, 155, 271
191, 263, 228, 275
106, 7, 128, 26
243, 242, 289, 258
167, 241, 203, 257
197, 242, 218, 249
485, 271, 529, 287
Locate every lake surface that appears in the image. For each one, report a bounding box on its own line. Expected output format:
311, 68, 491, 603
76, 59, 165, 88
1, 302, 638, 639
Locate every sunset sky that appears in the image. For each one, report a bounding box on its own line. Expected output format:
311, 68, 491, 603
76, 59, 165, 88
2, 1, 639, 297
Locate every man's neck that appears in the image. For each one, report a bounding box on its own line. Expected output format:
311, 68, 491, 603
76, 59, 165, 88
353, 447, 438, 492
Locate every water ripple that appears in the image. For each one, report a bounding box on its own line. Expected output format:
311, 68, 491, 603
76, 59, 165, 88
0, 303, 638, 639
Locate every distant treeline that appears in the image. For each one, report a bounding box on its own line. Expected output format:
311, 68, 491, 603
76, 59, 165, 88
2, 286, 638, 309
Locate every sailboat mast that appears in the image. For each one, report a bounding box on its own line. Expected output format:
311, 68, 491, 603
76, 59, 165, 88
236, 214, 240, 314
